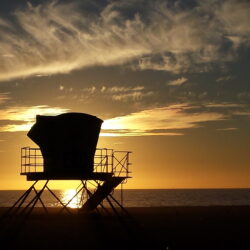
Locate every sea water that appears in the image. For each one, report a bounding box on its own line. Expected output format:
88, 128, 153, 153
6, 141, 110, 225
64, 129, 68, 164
0, 189, 250, 207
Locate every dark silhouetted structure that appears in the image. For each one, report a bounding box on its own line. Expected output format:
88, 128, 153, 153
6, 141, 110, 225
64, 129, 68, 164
28, 113, 103, 176
5, 112, 131, 216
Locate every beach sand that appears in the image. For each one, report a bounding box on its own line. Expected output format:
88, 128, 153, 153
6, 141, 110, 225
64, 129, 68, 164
0, 206, 250, 250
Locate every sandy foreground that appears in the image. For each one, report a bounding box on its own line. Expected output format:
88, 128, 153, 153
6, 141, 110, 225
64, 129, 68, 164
0, 206, 250, 250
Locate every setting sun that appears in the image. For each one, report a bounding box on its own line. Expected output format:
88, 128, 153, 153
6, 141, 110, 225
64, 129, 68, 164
61, 189, 84, 208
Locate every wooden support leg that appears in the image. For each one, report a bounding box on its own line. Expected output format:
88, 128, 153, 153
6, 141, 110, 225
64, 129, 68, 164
20, 180, 49, 218
82, 182, 112, 215
33, 187, 48, 215
2, 181, 38, 218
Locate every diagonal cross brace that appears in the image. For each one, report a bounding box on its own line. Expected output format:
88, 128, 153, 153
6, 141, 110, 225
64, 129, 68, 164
81, 176, 125, 212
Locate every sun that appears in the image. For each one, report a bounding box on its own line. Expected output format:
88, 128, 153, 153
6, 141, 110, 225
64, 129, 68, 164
61, 189, 83, 208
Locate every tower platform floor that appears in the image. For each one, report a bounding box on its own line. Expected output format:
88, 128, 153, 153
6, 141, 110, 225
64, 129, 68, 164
20, 172, 128, 181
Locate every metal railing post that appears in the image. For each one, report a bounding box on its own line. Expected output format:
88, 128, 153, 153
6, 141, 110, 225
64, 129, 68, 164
35, 148, 37, 173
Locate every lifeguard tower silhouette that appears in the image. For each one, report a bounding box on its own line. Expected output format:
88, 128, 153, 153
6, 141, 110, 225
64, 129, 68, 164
10, 113, 131, 215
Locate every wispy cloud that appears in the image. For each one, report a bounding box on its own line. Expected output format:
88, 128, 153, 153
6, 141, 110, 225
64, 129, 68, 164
217, 127, 238, 131
167, 77, 188, 86
104, 86, 153, 102
0, 102, 248, 135
218, 0, 250, 38
232, 110, 250, 116
104, 86, 145, 93
0, 105, 69, 132
0, 0, 250, 81
101, 101, 250, 136
205, 103, 244, 108
78, 85, 153, 102
0, 93, 10, 104
111, 91, 153, 102
216, 76, 232, 82
101, 103, 226, 136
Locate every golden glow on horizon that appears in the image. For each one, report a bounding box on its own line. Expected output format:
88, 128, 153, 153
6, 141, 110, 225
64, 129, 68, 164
0, 103, 225, 136
3, 122, 35, 132
101, 104, 224, 136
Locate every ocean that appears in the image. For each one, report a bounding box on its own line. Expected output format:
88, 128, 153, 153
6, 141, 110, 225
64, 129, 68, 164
1, 189, 250, 207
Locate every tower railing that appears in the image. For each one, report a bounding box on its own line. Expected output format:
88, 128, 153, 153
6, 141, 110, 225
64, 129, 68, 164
21, 147, 132, 178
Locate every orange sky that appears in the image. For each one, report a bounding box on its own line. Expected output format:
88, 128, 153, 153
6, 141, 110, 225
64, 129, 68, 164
0, 126, 250, 190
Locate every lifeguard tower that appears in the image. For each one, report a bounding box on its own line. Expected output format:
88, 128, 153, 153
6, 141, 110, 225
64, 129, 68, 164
8, 113, 131, 216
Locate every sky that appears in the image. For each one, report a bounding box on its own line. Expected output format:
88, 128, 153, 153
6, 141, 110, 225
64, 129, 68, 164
0, 0, 250, 190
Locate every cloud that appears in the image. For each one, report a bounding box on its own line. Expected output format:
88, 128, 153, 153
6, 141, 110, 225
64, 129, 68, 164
78, 85, 153, 102
217, 127, 238, 131
101, 101, 250, 136
0, 0, 250, 81
0, 93, 10, 104
105, 86, 145, 93
167, 77, 188, 86
205, 103, 243, 108
0, 105, 69, 132
111, 91, 153, 102
102, 86, 153, 102
82, 87, 96, 94
0, 102, 248, 135
101, 103, 226, 136
232, 111, 250, 116
218, 0, 250, 38
216, 76, 232, 82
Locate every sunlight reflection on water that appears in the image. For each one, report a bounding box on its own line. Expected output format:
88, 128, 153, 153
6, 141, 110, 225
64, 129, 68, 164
60, 189, 86, 208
